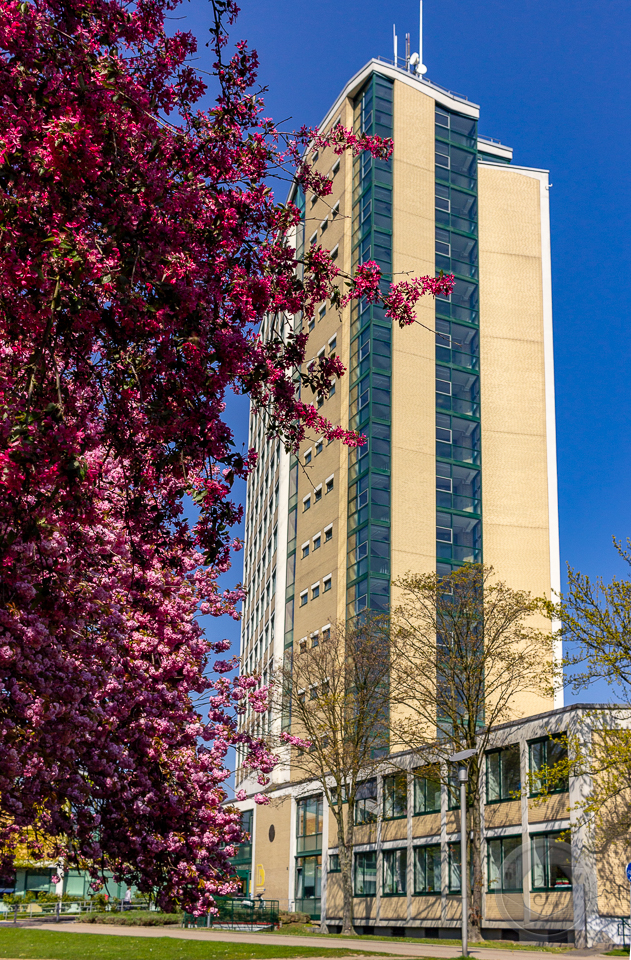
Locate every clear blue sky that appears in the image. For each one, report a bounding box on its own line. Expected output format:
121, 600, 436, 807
185, 0, 631, 704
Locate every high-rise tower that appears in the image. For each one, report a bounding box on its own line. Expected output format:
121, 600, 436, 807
233, 56, 561, 925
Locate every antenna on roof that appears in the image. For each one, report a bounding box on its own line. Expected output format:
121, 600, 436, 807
393, 24, 398, 67
418, 0, 428, 75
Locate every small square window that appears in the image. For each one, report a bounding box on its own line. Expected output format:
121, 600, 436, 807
309, 231, 317, 246
322, 626, 331, 642
310, 194, 318, 206
302, 543, 310, 559
308, 318, 315, 332
332, 161, 340, 177
326, 476, 334, 494
300, 591, 308, 607
303, 496, 311, 512
315, 440, 323, 456
312, 584, 320, 599
311, 632, 319, 648
324, 525, 333, 542
315, 485, 322, 502
330, 244, 339, 260
320, 217, 328, 232
323, 576, 332, 593
313, 535, 321, 550
329, 382, 336, 397
328, 335, 337, 352
319, 304, 326, 321
331, 200, 340, 218
304, 449, 312, 465
317, 395, 324, 409
309, 684, 317, 700
299, 638, 307, 653
298, 690, 306, 703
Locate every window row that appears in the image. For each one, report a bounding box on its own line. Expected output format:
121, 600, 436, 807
351, 831, 571, 898
299, 576, 332, 605
301, 525, 333, 558
298, 624, 331, 653
302, 475, 334, 510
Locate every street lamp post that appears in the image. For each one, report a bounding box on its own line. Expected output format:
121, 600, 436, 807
449, 747, 477, 959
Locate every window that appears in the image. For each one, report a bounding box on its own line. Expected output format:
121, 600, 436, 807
383, 849, 407, 896
321, 625, 331, 642
302, 542, 309, 559
488, 836, 522, 892
304, 448, 312, 465
318, 304, 326, 322
300, 590, 308, 607
383, 772, 407, 819
314, 484, 322, 502
315, 440, 323, 456
531, 832, 572, 891
309, 231, 317, 245
309, 684, 317, 700
332, 161, 340, 178
330, 244, 339, 260
529, 737, 569, 795
326, 475, 334, 494
303, 495, 311, 512
487, 745, 521, 803
298, 690, 306, 703
354, 779, 378, 824
354, 851, 377, 896
317, 394, 324, 408
296, 795, 323, 854
312, 583, 320, 599
329, 335, 337, 352
310, 194, 317, 206
448, 842, 461, 893
323, 575, 332, 592
308, 317, 315, 332
324, 525, 333, 542
329, 853, 340, 873
299, 638, 307, 653
320, 217, 328, 233
310, 632, 319, 647
413, 766, 441, 815
414, 845, 442, 894
313, 534, 321, 550
329, 381, 336, 396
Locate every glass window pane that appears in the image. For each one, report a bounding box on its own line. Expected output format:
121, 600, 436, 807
502, 837, 522, 891
449, 843, 461, 892
549, 836, 572, 889
487, 752, 500, 802
503, 746, 522, 796
531, 836, 547, 889
488, 840, 501, 890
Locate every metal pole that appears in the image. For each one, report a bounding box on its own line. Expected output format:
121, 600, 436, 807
460, 766, 468, 958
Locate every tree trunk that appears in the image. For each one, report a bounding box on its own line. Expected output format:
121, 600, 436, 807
469, 799, 483, 942
338, 811, 354, 935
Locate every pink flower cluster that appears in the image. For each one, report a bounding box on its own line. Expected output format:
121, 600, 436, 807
0, 0, 450, 915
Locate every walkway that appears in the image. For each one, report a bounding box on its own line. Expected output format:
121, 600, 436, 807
24, 922, 616, 960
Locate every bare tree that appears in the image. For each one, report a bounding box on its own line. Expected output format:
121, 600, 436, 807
389, 564, 554, 940
272, 615, 391, 935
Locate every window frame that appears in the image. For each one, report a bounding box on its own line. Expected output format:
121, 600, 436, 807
354, 850, 377, 897
413, 843, 442, 895
486, 744, 522, 805
413, 767, 442, 816
487, 835, 523, 893
382, 847, 407, 897
528, 736, 569, 797
382, 772, 408, 821
530, 831, 572, 892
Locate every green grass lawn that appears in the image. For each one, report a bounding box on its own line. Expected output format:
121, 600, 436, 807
0, 927, 384, 960
267, 925, 570, 952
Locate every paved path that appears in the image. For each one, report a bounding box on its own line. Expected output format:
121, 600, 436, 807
21, 922, 616, 960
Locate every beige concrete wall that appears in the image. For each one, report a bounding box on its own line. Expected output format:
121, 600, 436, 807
486, 893, 525, 921
412, 813, 441, 838
381, 819, 408, 843
445, 897, 463, 920
326, 874, 344, 916
530, 890, 573, 920
353, 822, 378, 846
253, 797, 292, 901
410, 896, 442, 920
528, 792, 569, 823
380, 897, 407, 919
478, 165, 554, 719
390, 79, 436, 593
485, 801, 522, 829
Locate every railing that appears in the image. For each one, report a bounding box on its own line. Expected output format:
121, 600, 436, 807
183, 897, 279, 931
0, 899, 152, 922
373, 56, 471, 102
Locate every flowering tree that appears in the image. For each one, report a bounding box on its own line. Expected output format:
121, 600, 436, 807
0, 0, 451, 911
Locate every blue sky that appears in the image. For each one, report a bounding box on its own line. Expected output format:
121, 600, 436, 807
184, 0, 631, 704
